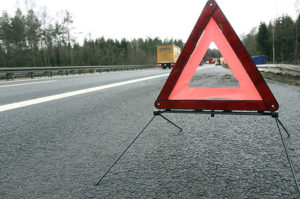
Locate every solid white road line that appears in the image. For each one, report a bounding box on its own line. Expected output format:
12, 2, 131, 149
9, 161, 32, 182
0, 65, 214, 113
0, 80, 57, 88
0, 74, 168, 113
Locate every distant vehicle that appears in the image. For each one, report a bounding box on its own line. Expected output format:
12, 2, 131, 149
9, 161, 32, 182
215, 59, 221, 65
208, 57, 215, 64
220, 57, 225, 65
252, 56, 268, 65
157, 44, 181, 69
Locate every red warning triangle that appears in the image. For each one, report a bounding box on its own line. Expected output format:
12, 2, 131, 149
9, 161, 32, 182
155, 0, 279, 111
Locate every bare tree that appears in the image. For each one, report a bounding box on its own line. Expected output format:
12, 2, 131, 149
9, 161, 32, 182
295, 0, 299, 64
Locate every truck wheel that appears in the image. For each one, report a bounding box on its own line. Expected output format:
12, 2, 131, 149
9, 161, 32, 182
162, 64, 167, 69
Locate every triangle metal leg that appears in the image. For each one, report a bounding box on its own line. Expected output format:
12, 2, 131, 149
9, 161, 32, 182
95, 115, 157, 186
275, 117, 300, 194
95, 113, 183, 186
94, 109, 299, 196
277, 118, 291, 138
159, 114, 183, 131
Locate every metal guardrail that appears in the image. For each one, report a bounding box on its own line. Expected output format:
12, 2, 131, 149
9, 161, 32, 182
1, 64, 298, 81
257, 64, 300, 76
0, 65, 157, 80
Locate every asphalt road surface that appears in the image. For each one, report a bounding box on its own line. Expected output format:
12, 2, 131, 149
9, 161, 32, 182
0, 65, 299, 198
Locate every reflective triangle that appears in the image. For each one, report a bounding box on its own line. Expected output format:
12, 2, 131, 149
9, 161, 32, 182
155, 0, 279, 111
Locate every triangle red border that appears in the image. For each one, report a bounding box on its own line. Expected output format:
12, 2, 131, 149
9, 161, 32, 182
154, 0, 279, 111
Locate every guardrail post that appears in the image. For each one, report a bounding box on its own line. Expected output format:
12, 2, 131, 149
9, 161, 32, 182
30, 72, 34, 79
58, 71, 64, 76
6, 73, 14, 80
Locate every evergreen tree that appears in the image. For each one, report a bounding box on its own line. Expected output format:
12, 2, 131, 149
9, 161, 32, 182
257, 22, 271, 58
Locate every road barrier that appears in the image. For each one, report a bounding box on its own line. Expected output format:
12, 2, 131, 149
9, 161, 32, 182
1, 64, 298, 81
0, 65, 157, 80
257, 64, 300, 77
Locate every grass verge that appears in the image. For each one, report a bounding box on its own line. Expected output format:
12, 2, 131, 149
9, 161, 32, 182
260, 72, 300, 87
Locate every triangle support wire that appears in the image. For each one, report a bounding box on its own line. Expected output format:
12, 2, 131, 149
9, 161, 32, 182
95, 113, 182, 186
275, 117, 300, 193
95, 110, 300, 195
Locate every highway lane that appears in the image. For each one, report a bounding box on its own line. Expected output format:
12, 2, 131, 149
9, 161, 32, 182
0, 69, 172, 106
0, 65, 214, 111
0, 66, 299, 198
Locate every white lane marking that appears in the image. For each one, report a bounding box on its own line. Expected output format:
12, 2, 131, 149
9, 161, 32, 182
0, 65, 214, 113
0, 74, 167, 112
0, 80, 57, 88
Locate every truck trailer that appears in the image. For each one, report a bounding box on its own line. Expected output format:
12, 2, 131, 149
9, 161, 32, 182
156, 44, 181, 69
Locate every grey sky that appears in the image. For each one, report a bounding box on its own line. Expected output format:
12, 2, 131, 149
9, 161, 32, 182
0, 0, 299, 43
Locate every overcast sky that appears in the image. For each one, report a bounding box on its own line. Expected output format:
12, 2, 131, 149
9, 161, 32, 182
0, 0, 299, 43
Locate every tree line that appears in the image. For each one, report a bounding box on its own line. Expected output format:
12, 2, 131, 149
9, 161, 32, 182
242, 14, 300, 64
0, 8, 184, 67
0, 7, 299, 67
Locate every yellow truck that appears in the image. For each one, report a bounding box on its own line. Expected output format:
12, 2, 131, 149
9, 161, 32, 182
156, 44, 181, 69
